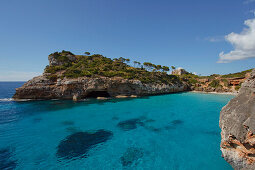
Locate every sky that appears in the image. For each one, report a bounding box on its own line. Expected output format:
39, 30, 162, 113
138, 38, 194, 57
0, 0, 255, 81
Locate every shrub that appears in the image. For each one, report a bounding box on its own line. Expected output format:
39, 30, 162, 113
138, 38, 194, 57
46, 74, 58, 81
221, 79, 229, 87
235, 85, 241, 91
209, 80, 220, 88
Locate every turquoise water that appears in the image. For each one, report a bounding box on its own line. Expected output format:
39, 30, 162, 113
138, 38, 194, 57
0, 82, 234, 170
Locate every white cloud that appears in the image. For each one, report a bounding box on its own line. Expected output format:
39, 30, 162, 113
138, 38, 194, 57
250, 9, 255, 14
244, 0, 255, 4
0, 71, 41, 81
205, 36, 224, 42
218, 17, 255, 63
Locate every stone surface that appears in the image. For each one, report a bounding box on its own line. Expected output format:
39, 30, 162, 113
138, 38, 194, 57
172, 68, 188, 75
220, 68, 255, 169
48, 53, 76, 66
13, 53, 190, 100
13, 74, 189, 100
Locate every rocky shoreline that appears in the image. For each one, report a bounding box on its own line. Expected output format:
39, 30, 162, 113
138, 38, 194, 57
13, 74, 189, 101
13, 51, 192, 101
220, 68, 255, 169
190, 91, 237, 96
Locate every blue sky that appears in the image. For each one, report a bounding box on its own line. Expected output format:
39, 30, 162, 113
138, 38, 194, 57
0, 0, 255, 81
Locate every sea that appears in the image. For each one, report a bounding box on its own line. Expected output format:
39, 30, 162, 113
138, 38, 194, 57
0, 82, 234, 170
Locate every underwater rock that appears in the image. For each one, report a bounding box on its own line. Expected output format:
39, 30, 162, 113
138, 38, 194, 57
0, 147, 17, 170
61, 121, 74, 126
65, 126, 79, 133
163, 120, 183, 130
144, 119, 155, 123
143, 126, 161, 132
33, 117, 42, 123
121, 147, 143, 167
117, 119, 144, 131
171, 120, 183, 125
112, 116, 119, 120
56, 130, 113, 159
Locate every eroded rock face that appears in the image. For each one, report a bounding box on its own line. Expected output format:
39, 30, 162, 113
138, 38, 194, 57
48, 52, 76, 66
13, 75, 189, 100
220, 68, 255, 169
13, 52, 189, 100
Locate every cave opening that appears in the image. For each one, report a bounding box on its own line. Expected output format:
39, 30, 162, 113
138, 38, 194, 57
85, 91, 111, 98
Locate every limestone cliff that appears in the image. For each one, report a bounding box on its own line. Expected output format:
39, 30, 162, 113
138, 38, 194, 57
13, 74, 188, 100
220, 68, 255, 169
13, 51, 189, 100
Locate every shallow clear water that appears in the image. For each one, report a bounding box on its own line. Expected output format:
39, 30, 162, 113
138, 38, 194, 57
0, 82, 234, 170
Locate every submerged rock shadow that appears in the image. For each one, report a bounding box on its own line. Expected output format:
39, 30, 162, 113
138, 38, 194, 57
65, 126, 80, 134
121, 147, 144, 167
142, 119, 184, 133
61, 120, 75, 126
117, 118, 145, 131
116, 117, 184, 133
0, 147, 17, 170
56, 130, 113, 160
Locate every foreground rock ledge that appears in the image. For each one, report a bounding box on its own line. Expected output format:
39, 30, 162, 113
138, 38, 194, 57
13, 75, 189, 100
220, 68, 255, 169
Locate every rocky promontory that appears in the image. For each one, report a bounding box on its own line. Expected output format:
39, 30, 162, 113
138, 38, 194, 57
13, 51, 189, 100
220, 68, 255, 169
13, 74, 188, 100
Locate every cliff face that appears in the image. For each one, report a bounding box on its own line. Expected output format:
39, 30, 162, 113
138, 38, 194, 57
13, 51, 189, 100
220, 69, 255, 169
13, 74, 188, 100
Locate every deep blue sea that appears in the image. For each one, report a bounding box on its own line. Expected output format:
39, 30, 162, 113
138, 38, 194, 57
0, 82, 234, 170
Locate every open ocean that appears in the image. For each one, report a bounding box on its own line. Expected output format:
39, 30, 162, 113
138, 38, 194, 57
0, 82, 234, 169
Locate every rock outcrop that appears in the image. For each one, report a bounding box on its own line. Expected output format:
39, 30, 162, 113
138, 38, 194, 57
220, 69, 255, 169
13, 75, 188, 100
13, 51, 190, 100
172, 68, 188, 75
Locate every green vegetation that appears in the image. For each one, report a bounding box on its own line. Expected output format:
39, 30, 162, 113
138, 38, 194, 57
235, 85, 241, 91
45, 51, 180, 84
221, 69, 252, 78
209, 79, 222, 88
179, 72, 199, 85
221, 79, 229, 87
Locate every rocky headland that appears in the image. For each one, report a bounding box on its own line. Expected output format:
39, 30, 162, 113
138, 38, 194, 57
13, 51, 253, 100
176, 68, 252, 94
220, 68, 255, 169
13, 51, 189, 100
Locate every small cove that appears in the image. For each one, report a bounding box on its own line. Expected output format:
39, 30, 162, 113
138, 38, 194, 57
0, 82, 234, 169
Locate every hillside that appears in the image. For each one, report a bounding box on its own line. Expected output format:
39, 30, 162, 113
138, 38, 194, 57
178, 69, 253, 93
13, 51, 189, 100
44, 50, 180, 84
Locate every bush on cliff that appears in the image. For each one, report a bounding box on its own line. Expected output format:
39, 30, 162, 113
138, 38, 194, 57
45, 51, 180, 84
221, 69, 252, 78
209, 79, 221, 88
